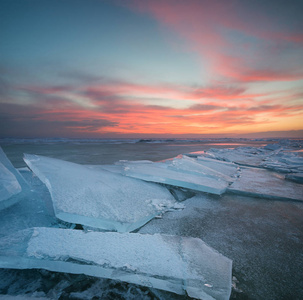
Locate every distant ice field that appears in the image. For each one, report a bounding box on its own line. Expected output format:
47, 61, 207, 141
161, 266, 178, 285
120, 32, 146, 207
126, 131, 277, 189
0, 138, 268, 168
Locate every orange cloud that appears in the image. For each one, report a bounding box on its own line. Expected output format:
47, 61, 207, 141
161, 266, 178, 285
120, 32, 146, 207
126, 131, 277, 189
1, 75, 303, 138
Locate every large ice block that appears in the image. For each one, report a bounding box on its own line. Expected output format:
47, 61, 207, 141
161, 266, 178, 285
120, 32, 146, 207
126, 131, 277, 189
0, 147, 28, 210
0, 227, 232, 300
23, 154, 177, 232
228, 167, 303, 201
120, 156, 231, 195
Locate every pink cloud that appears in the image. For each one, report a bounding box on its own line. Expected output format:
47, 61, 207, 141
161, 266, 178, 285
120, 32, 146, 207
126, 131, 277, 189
127, 0, 303, 83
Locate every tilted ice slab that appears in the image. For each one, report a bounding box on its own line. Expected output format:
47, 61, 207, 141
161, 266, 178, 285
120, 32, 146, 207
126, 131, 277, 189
120, 156, 231, 195
228, 167, 303, 201
23, 154, 177, 232
0, 147, 28, 210
0, 227, 232, 300
194, 156, 239, 182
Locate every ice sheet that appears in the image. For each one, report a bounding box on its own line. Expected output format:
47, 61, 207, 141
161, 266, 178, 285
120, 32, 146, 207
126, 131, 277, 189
23, 154, 177, 232
228, 167, 303, 201
0, 147, 28, 210
0, 227, 232, 300
120, 156, 232, 195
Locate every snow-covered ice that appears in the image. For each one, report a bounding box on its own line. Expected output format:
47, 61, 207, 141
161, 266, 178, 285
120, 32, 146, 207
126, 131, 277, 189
23, 154, 177, 232
0, 227, 232, 300
0, 147, 28, 210
118, 155, 237, 195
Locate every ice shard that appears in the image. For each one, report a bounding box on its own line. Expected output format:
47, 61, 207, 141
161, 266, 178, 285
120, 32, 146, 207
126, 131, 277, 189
0, 147, 28, 210
23, 154, 177, 232
0, 227, 232, 300
228, 167, 303, 201
119, 156, 232, 195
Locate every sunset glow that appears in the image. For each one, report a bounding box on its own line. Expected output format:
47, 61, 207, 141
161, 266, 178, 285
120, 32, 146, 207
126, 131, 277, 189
1, 0, 303, 138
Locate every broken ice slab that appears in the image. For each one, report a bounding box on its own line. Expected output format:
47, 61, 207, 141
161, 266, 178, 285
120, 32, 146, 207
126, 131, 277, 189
165, 155, 238, 184
200, 146, 303, 173
120, 157, 229, 195
0, 227, 232, 300
260, 152, 303, 173
0, 147, 29, 210
23, 154, 177, 232
194, 156, 239, 182
228, 167, 303, 202
200, 147, 268, 167
0, 166, 56, 238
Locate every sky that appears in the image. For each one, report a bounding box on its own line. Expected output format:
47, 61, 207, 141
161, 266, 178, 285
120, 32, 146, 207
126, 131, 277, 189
1, 0, 303, 139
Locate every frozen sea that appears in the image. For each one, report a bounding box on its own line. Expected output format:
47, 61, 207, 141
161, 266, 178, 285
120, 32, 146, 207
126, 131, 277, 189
0, 138, 303, 300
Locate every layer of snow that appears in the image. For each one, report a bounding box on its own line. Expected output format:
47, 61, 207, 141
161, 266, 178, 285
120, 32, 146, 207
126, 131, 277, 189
0, 227, 232, 300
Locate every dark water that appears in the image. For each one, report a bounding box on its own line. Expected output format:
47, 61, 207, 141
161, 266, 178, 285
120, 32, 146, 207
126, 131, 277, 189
0, 139, 267, 168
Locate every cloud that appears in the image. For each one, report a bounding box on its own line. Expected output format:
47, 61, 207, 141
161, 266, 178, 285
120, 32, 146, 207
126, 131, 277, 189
0, 103, 118, 138
1, 70, 302, 137
126, 0, 303, 83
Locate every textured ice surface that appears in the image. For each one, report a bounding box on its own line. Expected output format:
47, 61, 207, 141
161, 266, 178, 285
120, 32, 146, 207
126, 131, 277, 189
0, 296, 48, 299
0, 168, 56, 238
200, 144, 303, 173
0, 147, 28, 210
260, 151, 303, 173
228, 167, 303, 201
0, 227, 232, 300
23, 154, 176, 232
120, 156, 234, 195
200, 147, 268, 166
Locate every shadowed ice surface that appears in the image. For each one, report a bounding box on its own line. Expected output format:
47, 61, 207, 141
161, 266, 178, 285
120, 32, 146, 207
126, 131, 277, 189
0, 148, 29, 210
